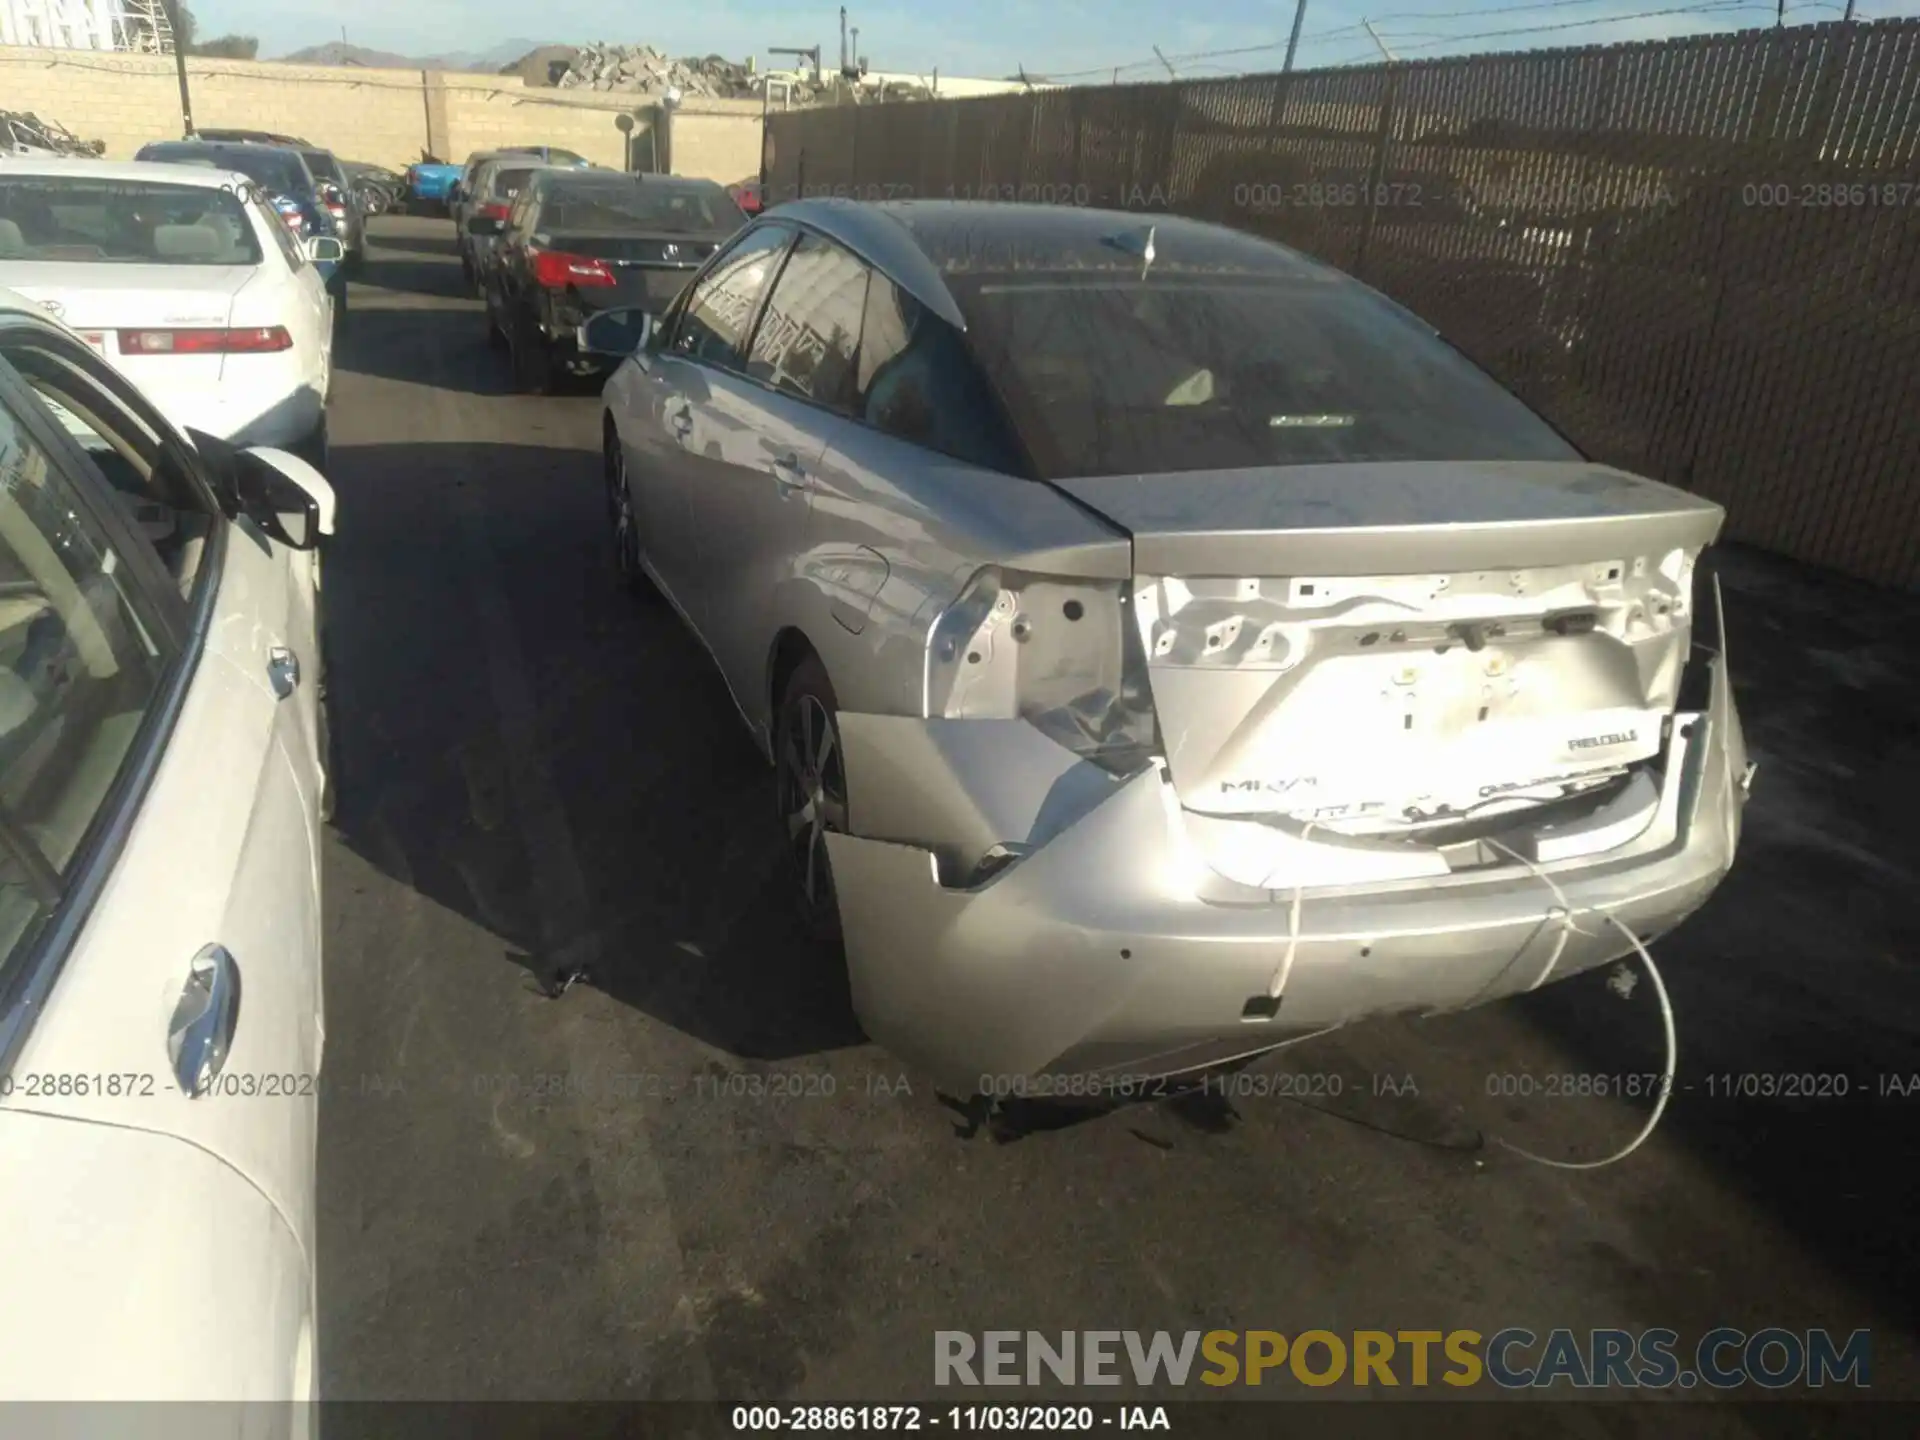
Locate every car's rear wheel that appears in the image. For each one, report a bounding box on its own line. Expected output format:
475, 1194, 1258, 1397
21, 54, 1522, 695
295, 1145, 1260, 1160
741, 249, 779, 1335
774, 655, 848, 947
603, 424, 654, 597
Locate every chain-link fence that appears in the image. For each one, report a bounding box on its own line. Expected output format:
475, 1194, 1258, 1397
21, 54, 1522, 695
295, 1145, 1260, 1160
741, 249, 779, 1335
765, 21, 1920, 589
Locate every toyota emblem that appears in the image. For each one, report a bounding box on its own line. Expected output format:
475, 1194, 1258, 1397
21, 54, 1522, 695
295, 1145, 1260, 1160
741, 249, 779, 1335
39, 299, 64, 318
663, 243, 680, 259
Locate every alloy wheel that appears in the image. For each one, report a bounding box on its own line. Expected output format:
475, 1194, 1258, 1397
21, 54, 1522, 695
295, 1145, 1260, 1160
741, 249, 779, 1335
777, 692, 848, 917
605, 434, 642, 584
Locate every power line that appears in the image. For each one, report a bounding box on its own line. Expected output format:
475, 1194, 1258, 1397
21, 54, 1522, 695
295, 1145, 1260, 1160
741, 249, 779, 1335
1389, 0, 1779, 51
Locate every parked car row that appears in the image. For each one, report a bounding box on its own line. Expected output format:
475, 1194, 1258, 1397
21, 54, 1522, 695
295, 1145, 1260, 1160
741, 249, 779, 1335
467, 169, 747, 393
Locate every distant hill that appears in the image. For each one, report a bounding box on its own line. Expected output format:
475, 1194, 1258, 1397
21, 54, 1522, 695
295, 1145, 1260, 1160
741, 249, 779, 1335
277, 38, 555, 72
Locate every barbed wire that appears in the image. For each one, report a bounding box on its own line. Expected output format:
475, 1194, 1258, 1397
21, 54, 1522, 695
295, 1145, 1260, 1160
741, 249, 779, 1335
1033, 2, 1911, 81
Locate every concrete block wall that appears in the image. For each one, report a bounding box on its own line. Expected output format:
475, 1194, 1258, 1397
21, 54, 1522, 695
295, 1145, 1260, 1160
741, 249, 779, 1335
670, 101, 765, 187
0, 45, 765, 182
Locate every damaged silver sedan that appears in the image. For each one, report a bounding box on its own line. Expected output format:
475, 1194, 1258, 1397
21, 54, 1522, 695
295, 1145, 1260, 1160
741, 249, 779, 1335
591, 199, 1750, 1095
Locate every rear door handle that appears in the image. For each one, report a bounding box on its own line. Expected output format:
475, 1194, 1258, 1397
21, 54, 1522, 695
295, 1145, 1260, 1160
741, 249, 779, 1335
665, 402, 693, 439
169, 944, 241, 1097
268, 645, 300, 698
768, 451, 808, 491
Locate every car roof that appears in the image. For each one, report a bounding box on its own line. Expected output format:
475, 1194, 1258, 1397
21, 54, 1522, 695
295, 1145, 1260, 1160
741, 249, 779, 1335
536, 170, 713, 192
765, 197, 1351, 332
0, 156, 255, 189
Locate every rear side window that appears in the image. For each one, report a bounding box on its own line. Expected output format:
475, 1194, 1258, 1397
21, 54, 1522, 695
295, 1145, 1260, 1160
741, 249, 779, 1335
0, 178, 262, 266
744, 234, 866, 413
672, 224, 792, 368
856, 277, 1025, 474
956, 275, 1580, 478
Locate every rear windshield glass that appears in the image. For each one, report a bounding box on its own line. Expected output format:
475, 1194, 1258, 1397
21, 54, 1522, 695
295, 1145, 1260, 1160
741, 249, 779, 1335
140, 145, 310, 199
541, 183, 741, 234
0, 178, 262, 265
301, 151, 345, 185
954, 275, 1579, 478
490, 167, 540, 198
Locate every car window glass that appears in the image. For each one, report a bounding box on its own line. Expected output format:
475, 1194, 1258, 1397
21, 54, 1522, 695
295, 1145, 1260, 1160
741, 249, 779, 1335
955, 276, 1580, 478
0, 388, 169, 937
507, 187, 536, 233
0, 176, 263, 266
857, 276, 1025, 474
745, 234, 866, 413
673, 225, 792, 368
250, 190, 305, 271
8, 347, 212, 598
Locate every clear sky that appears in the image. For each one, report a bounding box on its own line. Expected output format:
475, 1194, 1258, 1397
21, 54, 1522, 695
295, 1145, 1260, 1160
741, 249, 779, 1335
193, 0, 1919, 74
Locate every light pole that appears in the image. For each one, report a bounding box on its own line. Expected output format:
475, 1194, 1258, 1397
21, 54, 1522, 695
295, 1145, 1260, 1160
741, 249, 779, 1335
1282, 0, 1309, 73
162, 0, 195, 135
651, 87, 682, 174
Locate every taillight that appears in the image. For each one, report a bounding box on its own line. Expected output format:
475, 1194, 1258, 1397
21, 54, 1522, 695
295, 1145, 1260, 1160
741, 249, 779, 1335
479, 202, 510, 221
529, 247, 615, 288
119, 327, 294, 355
925, 567, 1160, 776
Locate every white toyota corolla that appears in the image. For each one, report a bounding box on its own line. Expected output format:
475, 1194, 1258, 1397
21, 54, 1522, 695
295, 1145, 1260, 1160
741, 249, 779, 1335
0, 289, 330, 1417
0, 158, 340, 466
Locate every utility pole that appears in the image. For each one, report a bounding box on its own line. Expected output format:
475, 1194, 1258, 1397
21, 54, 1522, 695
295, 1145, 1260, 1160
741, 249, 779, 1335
1283, 0, 1310, 72
1842, 0, 1856, 15
163, 0, 194, 135
839, 7, 849, 75
1152, 45, 1177, 78
1362, 18, 1396, 61
1776, 0, 1786, 25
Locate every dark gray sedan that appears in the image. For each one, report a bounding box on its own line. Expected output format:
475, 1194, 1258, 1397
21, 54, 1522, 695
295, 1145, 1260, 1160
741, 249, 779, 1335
589, 200, 1750, 1095
475, 170, 744, 393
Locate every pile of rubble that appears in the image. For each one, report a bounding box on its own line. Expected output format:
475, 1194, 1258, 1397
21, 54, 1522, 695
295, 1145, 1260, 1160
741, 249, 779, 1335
1, 110, 105, 159
544, 43, 823, 100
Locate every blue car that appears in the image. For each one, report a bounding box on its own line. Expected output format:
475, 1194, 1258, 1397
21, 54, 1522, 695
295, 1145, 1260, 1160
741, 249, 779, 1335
135, 139, 349, 316
406, 161, 464, 212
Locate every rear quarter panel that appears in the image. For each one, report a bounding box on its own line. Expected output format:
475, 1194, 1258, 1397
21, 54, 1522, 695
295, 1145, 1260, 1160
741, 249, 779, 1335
799, 422, 1129, 723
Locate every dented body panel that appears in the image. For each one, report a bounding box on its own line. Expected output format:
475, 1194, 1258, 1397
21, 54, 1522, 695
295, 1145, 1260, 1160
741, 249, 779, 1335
829, 636, 1744, 1094
600, 201, 1749, 1094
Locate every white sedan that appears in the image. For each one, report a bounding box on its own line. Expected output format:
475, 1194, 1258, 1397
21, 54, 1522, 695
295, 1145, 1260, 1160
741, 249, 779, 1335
0, 158, 340, 466
0, 289, 330, 1416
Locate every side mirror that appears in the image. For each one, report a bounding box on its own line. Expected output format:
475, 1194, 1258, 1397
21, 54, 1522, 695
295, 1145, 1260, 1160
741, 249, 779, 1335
304, 235, 345, 264
464, 215, 504, 236
237, 448, 335, 550
576, 308, 653, 357
450, 183, 466, 203
189, 430, 336, 549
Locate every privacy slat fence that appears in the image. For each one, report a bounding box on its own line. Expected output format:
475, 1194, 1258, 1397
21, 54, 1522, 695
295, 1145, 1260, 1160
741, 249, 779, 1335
765, 21, 1920, 588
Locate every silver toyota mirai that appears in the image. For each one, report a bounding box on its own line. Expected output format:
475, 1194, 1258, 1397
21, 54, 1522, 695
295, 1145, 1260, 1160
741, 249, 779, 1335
590, 199, 1750, 1096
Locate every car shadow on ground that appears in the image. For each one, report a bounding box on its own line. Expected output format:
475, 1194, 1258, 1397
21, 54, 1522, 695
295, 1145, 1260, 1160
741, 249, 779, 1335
333, 297, 523, 396
1490, 545, 1920, 1327
321, 437, 865, 1065
373, 226, 462, 258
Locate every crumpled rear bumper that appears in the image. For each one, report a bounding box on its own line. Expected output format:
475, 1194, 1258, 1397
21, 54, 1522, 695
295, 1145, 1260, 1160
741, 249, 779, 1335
825, 652, 1747, 1096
